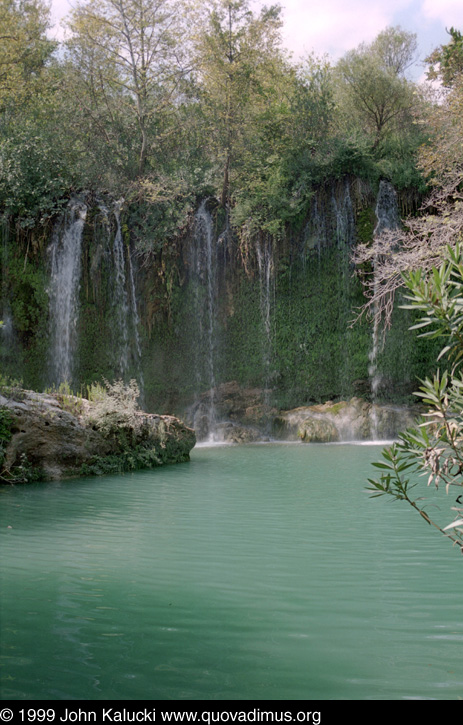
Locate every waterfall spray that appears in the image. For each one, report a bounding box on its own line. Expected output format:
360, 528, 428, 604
127, 250, 144, 398
256, 235, 274, 419
0, 216, 14, 357
369, 180, 400, 438
112, 202, 131, 377
190, 200, 219, 440
48, 198, 87, 386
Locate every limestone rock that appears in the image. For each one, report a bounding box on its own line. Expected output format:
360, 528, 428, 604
0, 389, 195, 482
297, 417, 340, 443
215, 422, 263, 444
187, 381, 276, 440
275, 397, 419, 442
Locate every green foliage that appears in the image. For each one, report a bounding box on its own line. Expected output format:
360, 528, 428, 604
0, 407, 12, 452
271, 249, 371, 405
0, 4, 428, 242
0, 373, 23, 396
7, 253, 48, 334
0, 0, 56, 112
426, 27, 463, 87
83, 378, 140, 435
44, 381, 85, 416
356, 208, 375, 244
0, 119, 72, 224
335, 26, 418, 148
327, 135, 376, 180
375, 132, 428, 192
79, 379, 172, 475
369, 244, 463, 552
80, 446, 162, 477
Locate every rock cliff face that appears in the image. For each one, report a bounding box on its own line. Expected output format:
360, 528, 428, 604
0, 389, 196, 482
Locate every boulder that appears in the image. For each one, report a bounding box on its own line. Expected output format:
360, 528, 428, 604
186, 381, 276, 439
274, 397, 419, 442
0, 389, 196, 482
215, 422, 263, 444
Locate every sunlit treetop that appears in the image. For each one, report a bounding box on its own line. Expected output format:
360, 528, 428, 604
426, 27, 463, 88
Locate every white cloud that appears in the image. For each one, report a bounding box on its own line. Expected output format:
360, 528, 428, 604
50, 0, 72, 24
52, 0, 448, 65
422, 0, 463, 27
48, 0, 72, 41
272, 0, 415, 60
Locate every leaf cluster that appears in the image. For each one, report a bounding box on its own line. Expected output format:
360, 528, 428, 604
368, 244, 463, 552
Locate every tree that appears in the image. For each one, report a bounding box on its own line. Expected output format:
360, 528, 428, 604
231, 53, 336, 235
368, 244, 463, 553
335, 26, 418, 149
191, 0, 285, 206
355, 35, 463, 552
426, 27, 463, 88
354, 76, 463, 327
0, 0, 56, 112
0, 1, 75, 222
66, 0, 191, 179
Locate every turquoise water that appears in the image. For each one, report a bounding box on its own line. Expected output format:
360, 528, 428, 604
0, 443, 462, 701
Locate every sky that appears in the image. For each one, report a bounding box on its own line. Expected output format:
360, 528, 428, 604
49, 0, 463, 80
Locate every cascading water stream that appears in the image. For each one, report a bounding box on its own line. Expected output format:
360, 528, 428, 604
112, 202, 131, 378
332, 180, 356, 398
333, 179, 355, 249
256, 235, 274, 417
369, 180, 400, 438
127, 250, 144, 399
190, 200, 219, 440
48, 198, 87, 386
97, 201, 143, 392
0, 216, 14, 356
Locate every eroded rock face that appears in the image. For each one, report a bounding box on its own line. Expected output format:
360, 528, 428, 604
215, 422, 263, 444
187, 381, 277, 439
274, 398, 418, 443
0, 390, 196, 481
186, 382, 419, 444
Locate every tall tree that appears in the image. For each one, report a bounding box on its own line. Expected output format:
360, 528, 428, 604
0, 0, 56, 111
426, 27, 463, 88
192, 0, 285, 206
66, 0, 191, 179
335, 26, 417, 149
0, 0, 73, 222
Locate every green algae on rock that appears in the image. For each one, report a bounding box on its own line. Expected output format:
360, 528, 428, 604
0, 389, 195, 482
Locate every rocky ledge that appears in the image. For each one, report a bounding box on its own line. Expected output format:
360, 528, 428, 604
185, 382, 419, 444
0, 389, 196, 482
274, 398, 418, 442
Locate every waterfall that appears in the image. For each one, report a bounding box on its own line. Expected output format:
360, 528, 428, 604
374, 181, 400, 235
127, 250, 144, 398
332, 180, 356, 248
256, 235, 274, 414
92, 201, 143, 391
112, 203, 131, 378
48, 198, 87, 386
0, 216, 14, 361
303, 195, 327, 264
333, 181, 356, 398
189, 200, 219, 440
369, 180, 400, 438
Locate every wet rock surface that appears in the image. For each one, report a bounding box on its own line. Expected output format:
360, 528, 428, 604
274, 398, 418, 442
0, 389, 196, 481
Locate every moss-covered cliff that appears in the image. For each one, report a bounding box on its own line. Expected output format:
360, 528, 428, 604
0, 177, 441, 428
